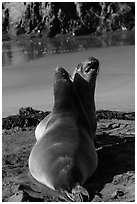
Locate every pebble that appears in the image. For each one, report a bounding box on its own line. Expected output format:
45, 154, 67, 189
111, 189, 124, 200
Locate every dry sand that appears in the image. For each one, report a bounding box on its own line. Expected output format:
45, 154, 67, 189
2, 113, 135, 202
2, 45, 135, 117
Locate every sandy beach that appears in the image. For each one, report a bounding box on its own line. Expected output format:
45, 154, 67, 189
2, 45, 135, 117
2, 109, 135, 202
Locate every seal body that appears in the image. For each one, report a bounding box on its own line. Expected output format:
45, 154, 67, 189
35, 113, 51, 141
29, 65, 98, 198
29, 111, 97, 191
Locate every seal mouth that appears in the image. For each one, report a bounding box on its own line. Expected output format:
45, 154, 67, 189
72, 57, 99, 83
78, 57, 99, 75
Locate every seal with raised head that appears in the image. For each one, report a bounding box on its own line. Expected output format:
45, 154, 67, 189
72, 57, 99, 141
29, 57, 99, 201
35, 57, 99, 142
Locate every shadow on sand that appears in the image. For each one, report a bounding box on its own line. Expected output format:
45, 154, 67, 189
84, 133, 135, 201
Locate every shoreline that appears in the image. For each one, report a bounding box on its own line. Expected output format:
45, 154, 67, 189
2, 29, 135, 45
2, 107, 135, 130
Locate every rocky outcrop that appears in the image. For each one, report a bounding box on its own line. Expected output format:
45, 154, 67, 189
2, 2, 135, 39
2, 107, 135, 130
2, 107, 50, 130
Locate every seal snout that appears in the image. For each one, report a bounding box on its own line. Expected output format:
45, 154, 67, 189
55, 67, 70, 81
76, 57, 99, 77
84, 57, 99, 74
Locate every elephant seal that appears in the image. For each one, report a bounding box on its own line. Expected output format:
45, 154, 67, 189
73, 57, 99, 140
35, 57, 99, 142
29, 58, 99, 201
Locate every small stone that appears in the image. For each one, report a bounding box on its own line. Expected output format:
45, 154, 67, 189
111, 189, 124, 200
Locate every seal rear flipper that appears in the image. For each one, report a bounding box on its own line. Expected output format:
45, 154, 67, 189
59, 185, 90, 202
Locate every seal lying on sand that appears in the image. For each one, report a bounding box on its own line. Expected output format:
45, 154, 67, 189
29, 57, 99, 201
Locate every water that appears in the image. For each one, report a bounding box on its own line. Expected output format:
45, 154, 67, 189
2, 30, 135, 67
2, 30, 135, 117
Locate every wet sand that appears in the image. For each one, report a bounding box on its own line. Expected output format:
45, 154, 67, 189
2, 45, 135, 117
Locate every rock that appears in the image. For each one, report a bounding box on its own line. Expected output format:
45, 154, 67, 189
107, 123, 120, 130
72, 25, 90, 36
99, 172, 135, 202
2, 129, 7, 134
2, 108, 134, 130
2, 107, 51, 130
2, 2, 135, 39
111, 189, 124, 200
13, 126, 22, 132
7, 190, 44, 202
47, 15, 61, 38
16, 27, 26, 35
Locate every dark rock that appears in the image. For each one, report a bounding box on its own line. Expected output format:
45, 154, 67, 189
2, 108, 134, 130
96, 110, 135, 121
47, 15, 61, 38
16, 27, 26, 35
2, 8, 9, 33
73, 25, 90, 36
2, 33, 11, 41
2, 107, 51, 130
2, 2, 135, 39
7, 190, 45, 202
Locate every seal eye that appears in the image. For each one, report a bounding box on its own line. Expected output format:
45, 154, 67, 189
76, 63, 82, 71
